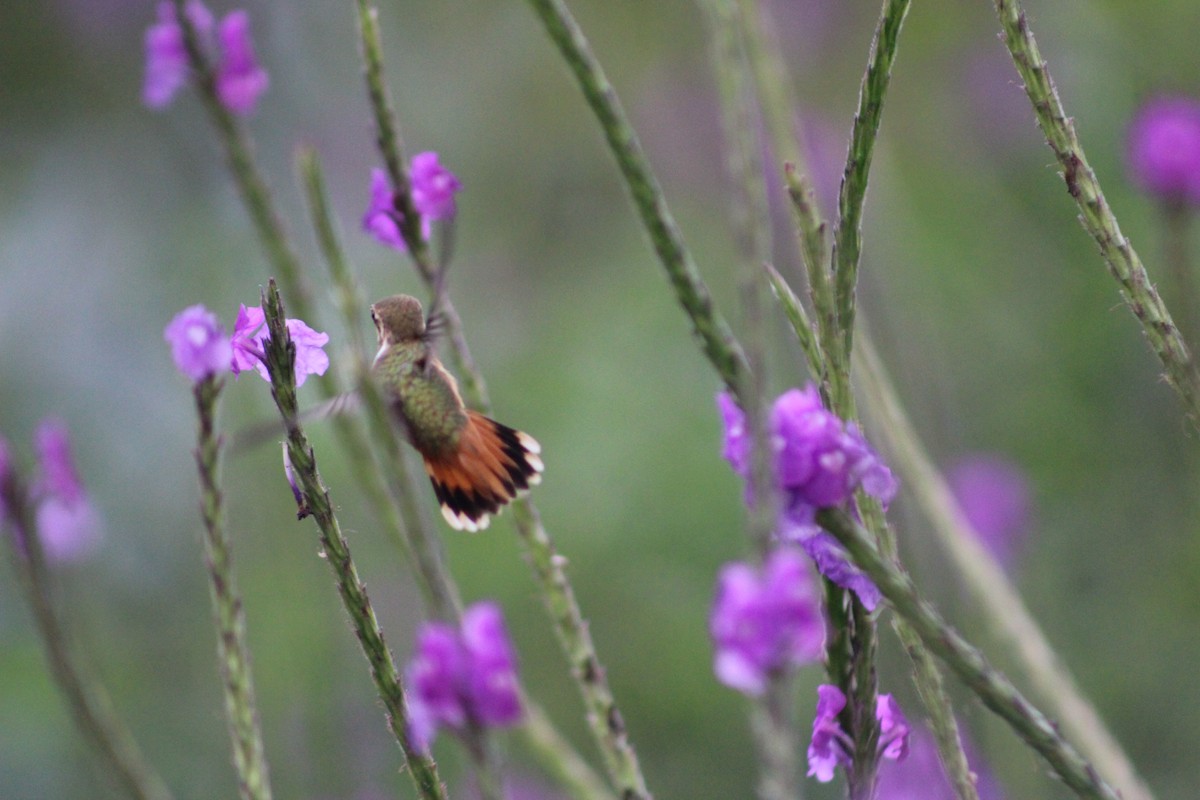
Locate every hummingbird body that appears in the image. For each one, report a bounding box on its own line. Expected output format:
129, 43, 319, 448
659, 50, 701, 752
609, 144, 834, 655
370, 295, 543, 531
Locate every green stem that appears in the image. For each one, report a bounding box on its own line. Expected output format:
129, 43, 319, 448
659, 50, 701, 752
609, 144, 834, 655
1, 476, 173, 800
892, 620, 978, 800
831, 0, 911, 364
990, 0, 1200, 431
259, 281, 447, 800
171, 0, 312, 315
354, 5, 649, 795
748, 676, 798, 800
816, 507, 1121, 800
508, 500, 651, 799
192, 378, 273, 800
853, 332, 1157, 800
351, 0, 489, 409
524, 0, 749, 403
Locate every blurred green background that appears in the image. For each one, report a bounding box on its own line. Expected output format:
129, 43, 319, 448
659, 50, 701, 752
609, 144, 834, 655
3, 0, 1200, 798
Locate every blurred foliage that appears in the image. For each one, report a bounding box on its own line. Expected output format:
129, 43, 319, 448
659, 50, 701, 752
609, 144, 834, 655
2, 0, 1200, 798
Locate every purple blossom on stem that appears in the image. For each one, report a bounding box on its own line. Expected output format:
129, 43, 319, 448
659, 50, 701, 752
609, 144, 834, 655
142, 0, 213, 109
164, 304, 233, 382
362, 169, 408, 251
410, 151, 462, 223
33, 419, 101, 563
230, 304, 329, 388
709, 547, 824, 695
806, 685, 911, 783
142, 1, 268, 115
718, 385, 896, 607
363, 153, 461, 249
877, 694, 910, 762
404, 602, 522, 750
807, 684, 852, 782
947, 454, 1032, 570
214, 10, 268, 116
1126, 96, 1200, 206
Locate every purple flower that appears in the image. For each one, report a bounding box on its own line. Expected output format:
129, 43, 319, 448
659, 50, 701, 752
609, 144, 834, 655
230, 304, 329, 388
806, 686, 911, 784
33, 420, 101, 563
362, 169, 407, 251
1126, 96, 1200, 206
404, 601, 522, 750
142, 2, 268, 115
719, 386, 897, 510
164, 304, 233, 382
947, 455, 1032, 570
142, 1, 213, 109
807, 685, 851, 782
410, 152, 462, 223
783, 519, 882, 611
214, 10, 269, 116
718, 386, 895, 607
877, 694, 910, 762
709, 547, 824, 695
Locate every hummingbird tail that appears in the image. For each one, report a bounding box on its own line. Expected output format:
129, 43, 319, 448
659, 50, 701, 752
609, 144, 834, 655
423, 410, 543, 532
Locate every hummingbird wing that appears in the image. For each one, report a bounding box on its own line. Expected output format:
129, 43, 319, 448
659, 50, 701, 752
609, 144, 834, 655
422, 410, 543, 532
227, 391, 362, 454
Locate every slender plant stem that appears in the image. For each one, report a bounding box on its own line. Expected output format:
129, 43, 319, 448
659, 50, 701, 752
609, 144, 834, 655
354, 5, 649, 796
770, 265, 978, 795
853, 332, 1157, 800
816, 507, 1121, 800
831, 0, 911, 364
702, 6, 800, 798
298, 144, 612, 800
764, 263, 824, 380
521, 699, 618, 800
259, 280, 447, 800
892, 620, 979, 800
990, 0, 1200, 431
171, 0, 311, 314
507, 500, 650, 799
1, 477, 173, 800
192, 377, 273, 800
352, 0, 489, 409
524, 0, 749, 403
748, 675, 799, 800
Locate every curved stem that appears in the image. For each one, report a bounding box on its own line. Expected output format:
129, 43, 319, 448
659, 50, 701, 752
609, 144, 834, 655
192, 378, 273, 800
991, 0, 1200, 431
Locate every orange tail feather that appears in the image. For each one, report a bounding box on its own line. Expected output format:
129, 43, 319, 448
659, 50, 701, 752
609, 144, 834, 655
423, 410, 543, 531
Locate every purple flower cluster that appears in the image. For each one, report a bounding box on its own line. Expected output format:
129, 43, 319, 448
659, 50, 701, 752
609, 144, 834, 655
164, 302, 328, 387
0, 421, 102, 564
404, 602, 522, 750
807, 684, 910, 783
143, 1, 268, 115
230, 304, 329, 388
1126, 96, 1200, 206
717, 385, 896, 609
33, 419, 103, 564
362, 153, 462, 251
709, 547, 824, 695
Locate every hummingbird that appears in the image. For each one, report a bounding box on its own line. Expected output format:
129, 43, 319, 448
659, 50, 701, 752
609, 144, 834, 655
370, 294, 543, 532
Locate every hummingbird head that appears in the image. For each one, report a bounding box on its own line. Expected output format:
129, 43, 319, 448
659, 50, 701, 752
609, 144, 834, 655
371, 294, 426, 346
